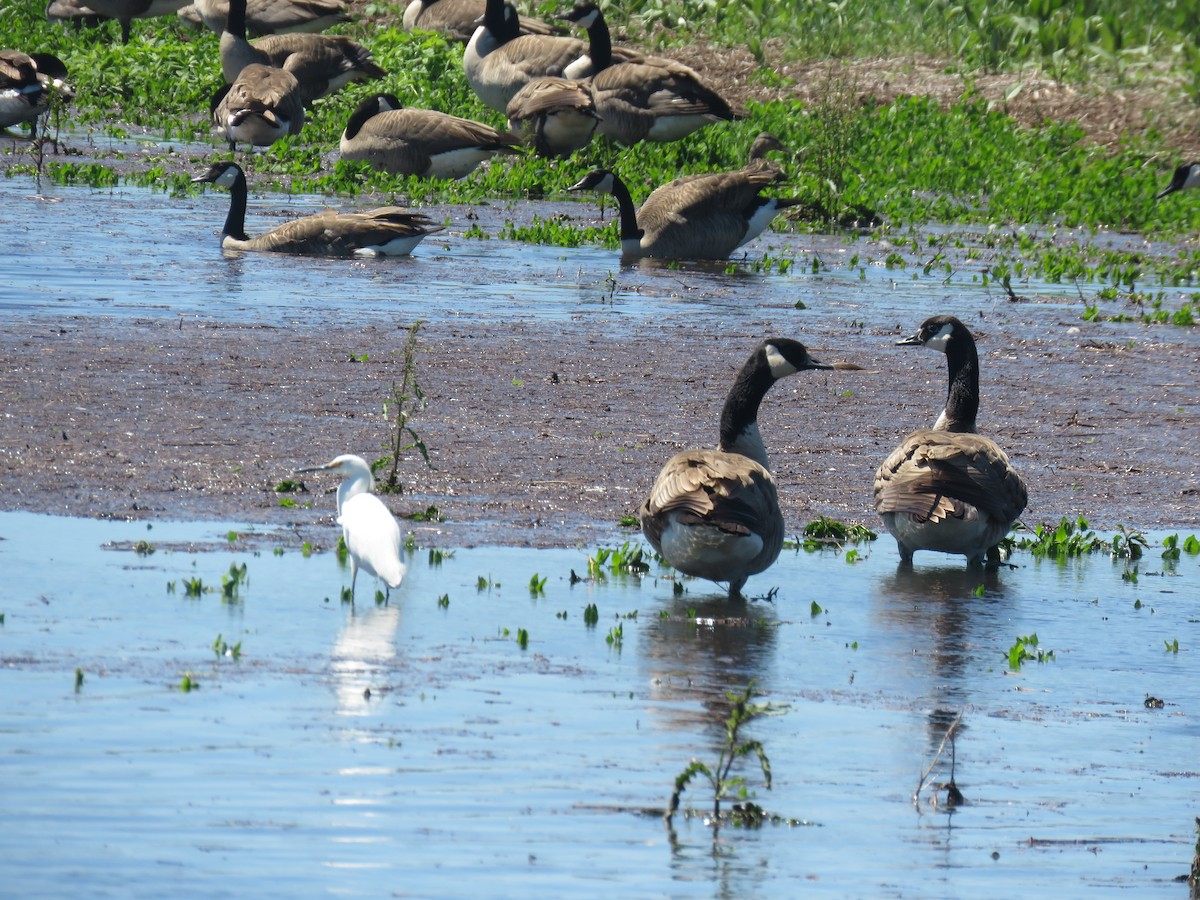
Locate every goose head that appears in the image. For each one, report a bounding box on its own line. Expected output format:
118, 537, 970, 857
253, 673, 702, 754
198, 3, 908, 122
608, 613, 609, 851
897, 314, 967, 354
1156, 162, 1200, 199
568, 168, 617, 194
344, 92, 402, 138
192, 160, 245, 190
557, 0, 601, 28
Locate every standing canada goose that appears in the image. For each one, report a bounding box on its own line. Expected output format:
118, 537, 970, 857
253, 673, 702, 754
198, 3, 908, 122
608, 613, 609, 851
79, 0, 189, 42
296, 454, 406, 600
873, 315, 1028, 567
211, 62, 305, 150
403, 0, 556, 43
0, 50, 72, 136
505, 76, 599, 158
640, 338, 833, 601
187, 0, 348, 34
220, 0, 384, 103
463, 0, 634, 112
1155, 163, 1200, 199
340, 93, 522, 178
569, 159, 803, 260
192, 161, 445, 256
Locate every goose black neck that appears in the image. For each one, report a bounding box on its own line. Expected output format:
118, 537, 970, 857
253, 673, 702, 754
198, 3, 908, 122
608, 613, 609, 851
222, 168, 250, 242
607, 174, 644, 244
940, 335, 980, 433
226, 0, 248, 40
483, 0, 510, 42
586, 9, 612, 70
343, 99, 377, 140
718, 352, 776, 465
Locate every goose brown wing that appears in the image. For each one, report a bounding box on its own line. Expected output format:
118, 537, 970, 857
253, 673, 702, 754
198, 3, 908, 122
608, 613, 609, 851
874, 430, 1027, 524
377, 109, 521, 153
638, 168, 780, 230
643, 450, 777, 532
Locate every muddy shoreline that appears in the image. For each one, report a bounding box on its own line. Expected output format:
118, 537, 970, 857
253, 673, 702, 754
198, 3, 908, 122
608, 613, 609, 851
1, 308, 1196, 549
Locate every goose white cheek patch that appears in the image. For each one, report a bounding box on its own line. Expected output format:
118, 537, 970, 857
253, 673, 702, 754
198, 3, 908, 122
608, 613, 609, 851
925, 323, 954, 352
764, 344, 799, 378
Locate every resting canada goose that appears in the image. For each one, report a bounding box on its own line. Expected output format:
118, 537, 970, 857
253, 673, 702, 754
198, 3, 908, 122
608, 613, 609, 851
211, 62, 305, 150
80, 0, 189, 42
583, 56, 738, 144
463, 0, 634, 112
0, 50, 71, 135
569, 160, 803, 260
340, 93, 522, 178
873, 315, 1028, 567
46, 0, 111, 29
186, 0, 348, 34
192, 161, 444, 256
403, 0, 556, 43
640, 338, 832, 601
220, 0, 383, 103
505, 76, 598, 158
1156, 163, 1200, 199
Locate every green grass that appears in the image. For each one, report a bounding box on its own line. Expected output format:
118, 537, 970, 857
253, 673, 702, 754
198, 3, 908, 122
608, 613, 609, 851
8, 0, 1200, 258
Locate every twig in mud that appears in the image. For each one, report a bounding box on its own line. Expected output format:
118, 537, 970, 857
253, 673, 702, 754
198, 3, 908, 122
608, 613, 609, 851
913, 709, 964, 809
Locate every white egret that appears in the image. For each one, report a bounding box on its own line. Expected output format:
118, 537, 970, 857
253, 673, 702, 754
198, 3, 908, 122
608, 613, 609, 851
297, 454, 406, 599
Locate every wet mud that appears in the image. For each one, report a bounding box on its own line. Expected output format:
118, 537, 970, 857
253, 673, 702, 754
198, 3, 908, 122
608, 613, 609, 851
1, 308, 1195, 547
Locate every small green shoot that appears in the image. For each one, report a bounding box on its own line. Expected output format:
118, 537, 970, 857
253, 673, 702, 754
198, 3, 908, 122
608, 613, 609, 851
529, 573, 548, 596
437, 594, 450, 609
1007, 633, 1054, 670
517, 628, 529, 650
212, 634, 242, 660
74, 668, 84, 692
666, 682, 782, 829
583, 603, 599, 626
179, 673, 198, 692
1164, 638, 1180, 654
606, 622, 623, 648
810, 601, 823, 617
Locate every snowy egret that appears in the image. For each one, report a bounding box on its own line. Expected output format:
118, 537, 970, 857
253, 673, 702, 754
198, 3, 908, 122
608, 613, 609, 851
639, 339, 832, 601
873, 315, 1028, 566
297, 454, 406, 599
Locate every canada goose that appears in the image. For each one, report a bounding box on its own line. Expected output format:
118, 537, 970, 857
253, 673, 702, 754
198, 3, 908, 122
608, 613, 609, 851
0, 50, 71, 135
46, 0, 111, 29
505, 75, 599, 158
583, 55, 738, 145
186, 0, 348, 34
211, 62, 305, 150
192, 161, 445, 256
463, 0, 634, 112
403, 0, 556, 43
640, 338, 832, 600
340, 93, 522, 178
1156, 163, 1200, 198
296, 454, 406, 599
873, 315, 1028, 567
552, 0, 737, 145
569, 160, 803, 260
220, 0, 383, 103
80, 0, 189, 43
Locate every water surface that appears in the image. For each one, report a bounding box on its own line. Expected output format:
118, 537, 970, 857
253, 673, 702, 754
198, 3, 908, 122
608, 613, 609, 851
1, 511, 1196, 897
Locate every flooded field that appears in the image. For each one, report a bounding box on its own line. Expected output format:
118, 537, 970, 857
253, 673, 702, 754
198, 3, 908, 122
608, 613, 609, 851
1, 510, 1197, 896
1, 172, 1198, 895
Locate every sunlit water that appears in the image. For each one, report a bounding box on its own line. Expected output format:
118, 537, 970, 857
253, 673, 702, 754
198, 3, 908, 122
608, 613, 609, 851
2, 176, 1199, 895
1, 510, 1197, 897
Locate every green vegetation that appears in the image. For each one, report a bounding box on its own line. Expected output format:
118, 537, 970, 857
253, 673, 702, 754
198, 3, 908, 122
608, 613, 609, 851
1007, 633, 1055, 669
375, 321, 432, 495
666, 682, 782, 829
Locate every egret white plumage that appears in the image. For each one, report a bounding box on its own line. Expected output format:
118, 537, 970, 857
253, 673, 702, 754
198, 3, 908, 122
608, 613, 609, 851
297, 454, 406, 599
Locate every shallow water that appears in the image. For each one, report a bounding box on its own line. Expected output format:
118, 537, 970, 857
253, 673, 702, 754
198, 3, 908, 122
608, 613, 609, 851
4, 175, 1169, 330
2, 510, 1197, 897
